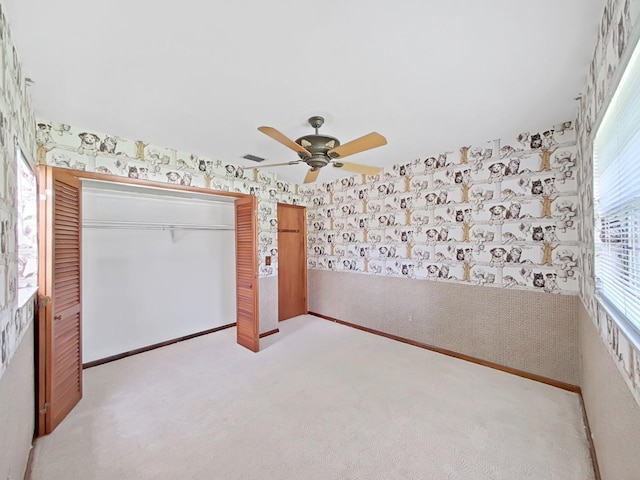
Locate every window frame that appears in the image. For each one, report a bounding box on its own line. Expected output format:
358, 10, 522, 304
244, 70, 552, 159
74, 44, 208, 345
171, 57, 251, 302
16, 144, 39, 303
592, 24, 640, 349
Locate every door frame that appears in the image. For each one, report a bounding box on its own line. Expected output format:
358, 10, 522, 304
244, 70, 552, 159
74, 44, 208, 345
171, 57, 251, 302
36, 166, 260, 435
277, 202, 308, 321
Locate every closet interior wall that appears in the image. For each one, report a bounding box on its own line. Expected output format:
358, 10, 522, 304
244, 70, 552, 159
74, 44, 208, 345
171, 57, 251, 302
81, 181, 236, 363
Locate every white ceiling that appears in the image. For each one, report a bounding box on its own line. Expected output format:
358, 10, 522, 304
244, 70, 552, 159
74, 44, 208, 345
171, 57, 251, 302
5, 0, 604, 184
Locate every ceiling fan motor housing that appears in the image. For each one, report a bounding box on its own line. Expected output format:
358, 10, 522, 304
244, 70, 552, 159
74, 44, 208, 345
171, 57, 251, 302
295, 133, 340, 168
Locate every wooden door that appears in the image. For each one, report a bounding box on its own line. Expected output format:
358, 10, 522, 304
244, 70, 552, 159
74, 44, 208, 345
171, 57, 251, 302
235, 195, 259, 352
37, 167, 83, 435
277, 204, 307, 321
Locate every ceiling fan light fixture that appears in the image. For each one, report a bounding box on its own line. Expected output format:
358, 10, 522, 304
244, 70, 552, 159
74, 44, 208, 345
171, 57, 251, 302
305, 155, 330, 169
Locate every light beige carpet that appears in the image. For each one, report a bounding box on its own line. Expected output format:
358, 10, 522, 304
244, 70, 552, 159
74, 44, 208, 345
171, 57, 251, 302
31, 315, 595, 479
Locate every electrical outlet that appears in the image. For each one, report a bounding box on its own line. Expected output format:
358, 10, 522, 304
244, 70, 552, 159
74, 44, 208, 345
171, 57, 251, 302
265, 256, 271, 266
408, 314, 414, 322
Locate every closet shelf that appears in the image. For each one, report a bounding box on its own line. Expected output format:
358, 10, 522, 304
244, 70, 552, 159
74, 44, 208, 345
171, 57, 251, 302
83, 220, 234, 231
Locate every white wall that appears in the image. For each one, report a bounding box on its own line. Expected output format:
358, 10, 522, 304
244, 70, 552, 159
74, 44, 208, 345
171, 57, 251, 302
82, 183, 236, 362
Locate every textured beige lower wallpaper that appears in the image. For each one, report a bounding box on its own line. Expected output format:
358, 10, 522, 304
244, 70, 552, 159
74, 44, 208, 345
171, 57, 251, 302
308, 269, 579, 384
259, 276, 279, 335
0, 323, 35, 480
578, 301, 640, 480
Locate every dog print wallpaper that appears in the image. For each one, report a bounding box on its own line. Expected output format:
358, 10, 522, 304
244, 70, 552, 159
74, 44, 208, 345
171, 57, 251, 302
19, 0, 640, 409
0, 3, 38, 380
302, 123, 580, 296
576, 0, 640, 407
35, 119, 304, 279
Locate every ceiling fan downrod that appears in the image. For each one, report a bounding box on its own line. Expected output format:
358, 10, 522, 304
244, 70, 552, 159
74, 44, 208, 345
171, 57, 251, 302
307, 116, 325, 135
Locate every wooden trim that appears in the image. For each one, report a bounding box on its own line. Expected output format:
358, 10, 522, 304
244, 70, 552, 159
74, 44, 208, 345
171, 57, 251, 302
277, 203, 306, 209
36, 167, 53, 436
578, 393, 602, 480
83, 323, 236, 369
18, 146, 39, 178
302, 208, 308, 314
308, 312, 581, 393
259, 328, 279, 338
52, 167, 248, 199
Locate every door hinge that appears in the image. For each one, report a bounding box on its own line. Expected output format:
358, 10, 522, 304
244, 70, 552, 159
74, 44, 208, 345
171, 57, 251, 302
38, 296, 51, 309
39, 403, 50, 415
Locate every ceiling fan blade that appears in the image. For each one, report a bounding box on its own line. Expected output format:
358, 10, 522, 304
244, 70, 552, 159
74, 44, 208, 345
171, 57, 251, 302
303, 168, 320, 183
327, 132, 387, 159
334, 162, 383, 176
254, 161, 301, 168
258, 126, 311, 158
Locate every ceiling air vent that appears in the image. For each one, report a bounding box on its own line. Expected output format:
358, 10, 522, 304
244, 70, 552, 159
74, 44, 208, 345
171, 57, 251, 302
242, 154, 266, 163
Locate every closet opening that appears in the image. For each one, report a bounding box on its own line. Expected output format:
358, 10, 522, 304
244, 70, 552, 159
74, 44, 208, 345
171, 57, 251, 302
37, 167, 260, 434
80, 179, 238, 366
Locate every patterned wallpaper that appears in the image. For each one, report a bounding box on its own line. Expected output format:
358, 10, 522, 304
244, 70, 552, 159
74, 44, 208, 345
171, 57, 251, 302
0, 2, 38, 380
35, 120, 303, 279
15, 0, 640, 412
576, 0, 640, 407
301, 125, 580, 295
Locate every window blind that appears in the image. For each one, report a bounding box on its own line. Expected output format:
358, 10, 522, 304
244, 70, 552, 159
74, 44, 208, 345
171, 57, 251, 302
594, 36, 640, 335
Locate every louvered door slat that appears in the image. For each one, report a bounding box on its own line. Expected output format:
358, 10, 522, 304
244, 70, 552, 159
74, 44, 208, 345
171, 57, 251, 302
54, 239, 79, 246
235, 196, 259, 352
55, 280, 80, 291
54, 237, 80, 244
53, 251, 80, 259
55, 297, 81, 312
55, 288, 80, 300
43, 170, 83, 434
54, 225, 81, 232
54, 281, 81, 297
55, 270, 79, 281
54, 250, 79, 258
53, 257, 80, 266
54, 214, 79, 222
54, 265, 80, 276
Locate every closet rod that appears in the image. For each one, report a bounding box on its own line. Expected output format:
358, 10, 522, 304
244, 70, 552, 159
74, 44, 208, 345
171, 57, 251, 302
83, 220, 235, 231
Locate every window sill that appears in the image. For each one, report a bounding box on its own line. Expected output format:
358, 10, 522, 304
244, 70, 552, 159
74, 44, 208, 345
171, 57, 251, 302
18, 286, 38, 309
595, 292, 640, 351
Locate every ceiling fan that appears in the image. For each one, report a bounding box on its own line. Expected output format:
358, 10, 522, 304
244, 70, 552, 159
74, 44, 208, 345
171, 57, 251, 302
256, 116, 387, 183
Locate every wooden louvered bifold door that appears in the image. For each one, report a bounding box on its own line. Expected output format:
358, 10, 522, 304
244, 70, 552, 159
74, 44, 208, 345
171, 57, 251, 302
39, 167, 83, 434
235, 195, 259, 352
